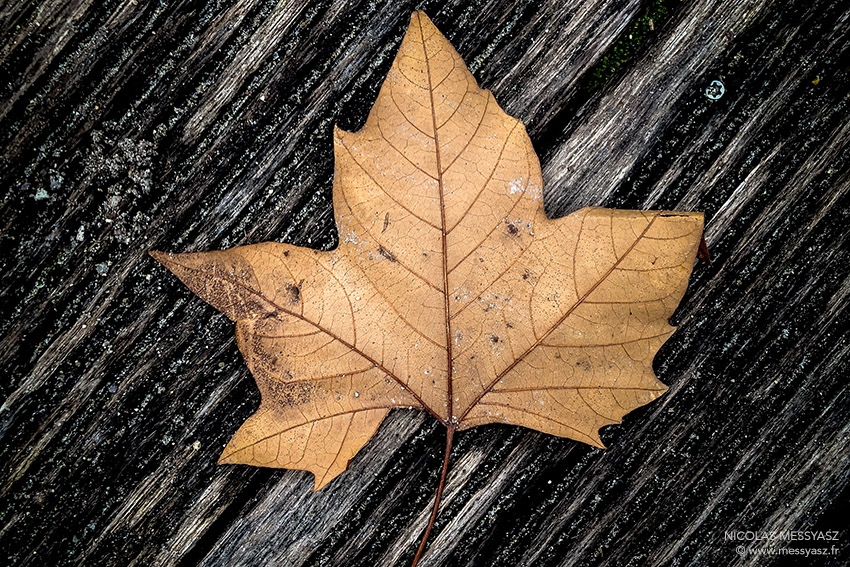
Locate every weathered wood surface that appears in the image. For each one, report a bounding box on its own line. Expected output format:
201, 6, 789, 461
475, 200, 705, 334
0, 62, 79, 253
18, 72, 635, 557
1, 0, 848, 566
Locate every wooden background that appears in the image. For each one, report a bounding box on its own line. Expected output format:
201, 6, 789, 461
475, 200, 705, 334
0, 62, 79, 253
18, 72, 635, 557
1, 0, 848, 566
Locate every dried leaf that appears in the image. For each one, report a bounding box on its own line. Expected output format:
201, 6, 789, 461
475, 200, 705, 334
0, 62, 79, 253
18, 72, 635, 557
151, 12, 703, 496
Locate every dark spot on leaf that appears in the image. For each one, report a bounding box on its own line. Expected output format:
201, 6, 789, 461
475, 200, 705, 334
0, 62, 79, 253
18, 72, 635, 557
522, 269, 530, 280
382, 212, 390, 233
286, 283, 301, 304
490, 335, 499, 343
506, 322, 513, 329
268, 378, 314, 407
506, 223, 519, 235
378, 245, 397, 262
283, 250, 289, 257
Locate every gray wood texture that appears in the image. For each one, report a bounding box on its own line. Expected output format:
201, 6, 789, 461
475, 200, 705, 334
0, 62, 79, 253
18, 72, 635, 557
1, 0, 848, 566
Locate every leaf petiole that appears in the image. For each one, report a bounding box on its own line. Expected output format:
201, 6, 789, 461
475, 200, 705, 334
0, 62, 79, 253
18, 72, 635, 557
410, 424, 456, 567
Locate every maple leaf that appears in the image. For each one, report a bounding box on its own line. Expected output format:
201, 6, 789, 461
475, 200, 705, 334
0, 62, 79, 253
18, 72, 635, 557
151, 11, 702, 563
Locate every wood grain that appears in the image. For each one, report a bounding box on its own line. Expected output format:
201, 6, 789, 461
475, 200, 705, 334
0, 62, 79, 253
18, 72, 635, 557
1, 0, 848, 566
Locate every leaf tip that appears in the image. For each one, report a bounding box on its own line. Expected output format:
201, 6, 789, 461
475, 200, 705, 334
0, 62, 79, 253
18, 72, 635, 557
312, 475, 328, 492
148, 250, 170, 265
410, 9, 438, 34
697, 237, 712, 265
217, 437, 242, 465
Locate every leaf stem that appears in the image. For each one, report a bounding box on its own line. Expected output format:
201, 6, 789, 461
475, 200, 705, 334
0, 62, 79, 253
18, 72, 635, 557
410, 425, 455, 567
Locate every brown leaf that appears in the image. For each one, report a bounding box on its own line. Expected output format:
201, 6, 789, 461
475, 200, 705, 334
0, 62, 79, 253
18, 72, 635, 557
151, 12, 703, 493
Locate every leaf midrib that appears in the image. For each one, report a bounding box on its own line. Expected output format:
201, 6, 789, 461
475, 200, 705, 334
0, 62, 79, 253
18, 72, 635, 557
417, 12, 456, 424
